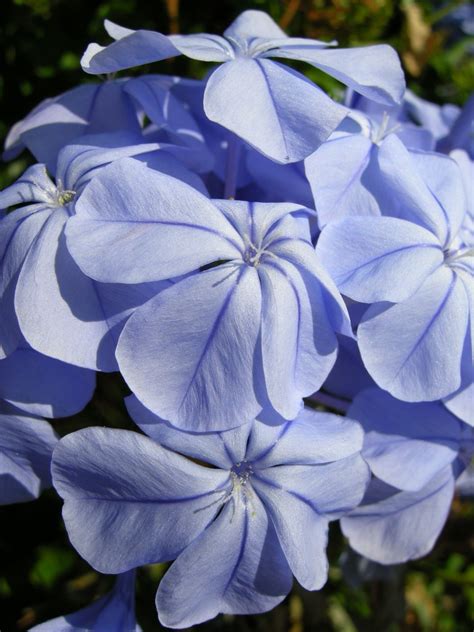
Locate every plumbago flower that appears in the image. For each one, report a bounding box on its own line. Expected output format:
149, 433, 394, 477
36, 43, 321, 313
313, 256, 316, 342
0, 133, 180, 370
4, 74, 214, 178
51, 402, 369, 628
317, 135, 473, 402
80, 9, 405, 163
340, 388, 474, 564
3, 80, 141, 171
0, 402, 58, 505
304, 107, 435, 228
65, 157, 352, 430
31, 571, 141, 632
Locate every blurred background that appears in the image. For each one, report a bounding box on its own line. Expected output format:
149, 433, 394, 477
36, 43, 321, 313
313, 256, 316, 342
0, 1, 473, 630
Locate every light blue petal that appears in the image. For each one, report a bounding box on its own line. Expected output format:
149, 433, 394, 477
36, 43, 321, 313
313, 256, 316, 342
156, 494, 292, 628
169, 34, 233, 62
269, 239, 354, 338
117, 265, 262, 432
213, 199, 313, 247
223, 10, 286, 41
0, 204, 52, 358
203, 58, 348, 163
0, 405, 58, 505
305, 134, 380, 227
269, 44, 405, 106
341, 467, 455, 564
252, 477, 329, 590
14, 211, 127, 371
52, 427, 230, 573
125, 394, 247, 469
254, 453, 370, 519
259, 259, 338, 418
349, 388, 462, 491
247, 409, 364, 466
0, 347, 95, 417
66, 158, 243, 283
409, 149, 467, 243
316, 216, 443, 303
0, 164, 56, 209
30, 571, 141, 632
81, 28, 179, 74
55, 132, 161, 192
376, 135, 452, 245
5, 82, 141, 172
359, 266, 469, 401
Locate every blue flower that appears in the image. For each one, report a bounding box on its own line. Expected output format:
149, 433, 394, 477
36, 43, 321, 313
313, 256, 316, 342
66, 157, 352, 429
52, 403, 369, 628
340, 387, 474, 563
3, 81, 141, 172
81, 10, 405, 163
0, 133, 170, 370
317, 135, 473, 401
304, 105, 437, 228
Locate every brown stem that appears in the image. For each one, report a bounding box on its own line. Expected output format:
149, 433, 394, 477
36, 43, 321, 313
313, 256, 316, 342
279, 0, 302, 31
165, 0, 180, 34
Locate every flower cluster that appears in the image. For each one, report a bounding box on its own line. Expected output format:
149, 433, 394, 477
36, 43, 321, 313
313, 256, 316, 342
1, 9, 473, 630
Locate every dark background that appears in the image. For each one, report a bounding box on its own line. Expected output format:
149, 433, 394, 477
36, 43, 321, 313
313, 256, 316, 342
0, 1, 473, 630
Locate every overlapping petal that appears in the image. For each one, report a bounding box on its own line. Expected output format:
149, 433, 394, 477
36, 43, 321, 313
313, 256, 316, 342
0, 403, 58, 505
376, 135, 453, 245
341, 468, 455, 564
223, 9, 287, 41
125, 394, 251, 469
31, 571, 142, 632
316, 216, 443, 303
66, 158, 243, 284
81, 28, 179, 75
305, 134, 379, 227
52, 427, 230, 573
358, 266, 469, 401
156, 495, 292, 628
269, 44, 405, 106
258, 259, 338, 418
0, 347, 95, 417
0, 204, 52, 358
349, 388, 462, 491
117, 265, 262, 431
246, 409, 364, 467
203, 58, 348, 163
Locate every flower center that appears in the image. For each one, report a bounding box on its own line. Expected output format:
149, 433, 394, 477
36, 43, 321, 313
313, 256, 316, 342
444, 246, 474, 267
371, 112, 401, 145
231, 461, 253, 485
51, 178, 76, 207
243, 241, 270, 267
56, 190, 76, 205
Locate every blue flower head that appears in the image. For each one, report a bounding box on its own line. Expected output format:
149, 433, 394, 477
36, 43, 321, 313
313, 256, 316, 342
81, 10, 405, 163
52, 403, 369, 628
66, 157, 353, 430
317, 137, 473, 402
